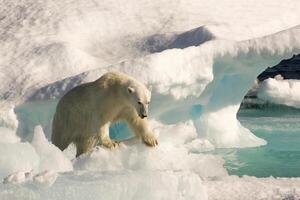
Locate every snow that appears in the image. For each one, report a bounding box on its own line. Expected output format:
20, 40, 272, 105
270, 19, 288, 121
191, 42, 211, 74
1, 171, 208, 200
0, 122, 217, 200
0, 127, 20, 143
1, 0, 300, 199
0, 126, 71, 181
3, 171, 33, 185
185, 139, 215, 153
3, 170, 57, 186
2, 171, 300, 200
1, 121, 299, 199
33, 170, 58, 187
257, 78, 300, 108
73, 121, 227, 179
31, 126, 73, 173
206, 176, 300, 200
0, 143, 39, 179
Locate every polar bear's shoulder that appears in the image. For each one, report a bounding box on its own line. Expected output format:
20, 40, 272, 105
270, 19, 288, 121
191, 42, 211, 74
95, 71, 130, 89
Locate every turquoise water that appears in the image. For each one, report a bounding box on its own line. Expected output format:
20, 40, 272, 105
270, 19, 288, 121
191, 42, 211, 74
14, 100, 300, 177
15, 100, 58, 141
218, 105, 300, 177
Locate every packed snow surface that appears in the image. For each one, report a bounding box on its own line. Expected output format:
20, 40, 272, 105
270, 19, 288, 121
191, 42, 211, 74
1, 0, 300, 199
1, 125, 300, 200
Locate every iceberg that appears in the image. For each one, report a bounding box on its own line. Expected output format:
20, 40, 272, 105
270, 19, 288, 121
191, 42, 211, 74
257, 78, 300, 108
25, 26, 300, 148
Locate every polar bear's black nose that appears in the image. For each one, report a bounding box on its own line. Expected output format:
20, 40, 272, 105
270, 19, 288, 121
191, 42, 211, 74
141, 114, 147, 119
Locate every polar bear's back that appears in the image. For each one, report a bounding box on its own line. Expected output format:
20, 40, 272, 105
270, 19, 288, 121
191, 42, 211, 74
95, 71, 131, 89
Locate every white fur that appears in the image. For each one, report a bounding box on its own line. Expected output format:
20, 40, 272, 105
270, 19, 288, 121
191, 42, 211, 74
51, 71, 157, 157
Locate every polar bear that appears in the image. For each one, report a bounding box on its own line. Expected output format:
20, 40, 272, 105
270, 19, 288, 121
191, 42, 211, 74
51, 71, 157, 157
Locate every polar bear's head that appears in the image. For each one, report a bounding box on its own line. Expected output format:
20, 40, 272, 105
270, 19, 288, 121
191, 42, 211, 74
126, 81, 151, 119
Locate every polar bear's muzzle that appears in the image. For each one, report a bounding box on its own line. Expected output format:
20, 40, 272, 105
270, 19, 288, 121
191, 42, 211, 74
140, 113, 147, 119
139, 110, 147, 119
139, 105, 148, 119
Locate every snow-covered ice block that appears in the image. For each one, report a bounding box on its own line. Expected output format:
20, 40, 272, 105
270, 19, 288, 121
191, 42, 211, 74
73, 121, 227, 179
0, 143, 39, 180
257, 78, 300, 108
33, 170, 58, 187
185, 139, 215, 153
0, 127, 20, 144
31, 126, 73, 172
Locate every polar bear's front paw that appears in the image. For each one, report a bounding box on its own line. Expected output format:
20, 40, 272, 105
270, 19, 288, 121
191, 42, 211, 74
142, 134, 158, 147
101, 139, 120, 149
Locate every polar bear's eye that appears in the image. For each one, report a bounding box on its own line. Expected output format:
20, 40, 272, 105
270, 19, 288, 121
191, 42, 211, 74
138, 101, 142, 105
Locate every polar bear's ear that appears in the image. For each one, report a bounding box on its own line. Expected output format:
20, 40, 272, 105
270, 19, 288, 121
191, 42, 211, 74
128, 87, 135, 93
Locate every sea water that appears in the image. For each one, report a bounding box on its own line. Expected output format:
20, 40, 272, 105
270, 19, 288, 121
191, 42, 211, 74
14, 100, 300, 177
218, 104, 300, 177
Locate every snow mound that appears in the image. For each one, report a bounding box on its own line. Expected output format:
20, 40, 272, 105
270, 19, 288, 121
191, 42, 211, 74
74, 121, 227, 179
257, 78, 300, 108
0, 126, 72, 181
0, 127, 20, 144
0, 143, 39, 180
31, 126, 73, 173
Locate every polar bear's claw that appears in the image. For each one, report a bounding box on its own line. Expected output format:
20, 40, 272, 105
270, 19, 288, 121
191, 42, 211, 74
101, 139, 120, 149
143, 135, 158, 147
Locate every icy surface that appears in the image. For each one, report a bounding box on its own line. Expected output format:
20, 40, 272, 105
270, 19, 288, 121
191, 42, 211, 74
0, 171, 208, 200
257, 78, 300, 108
